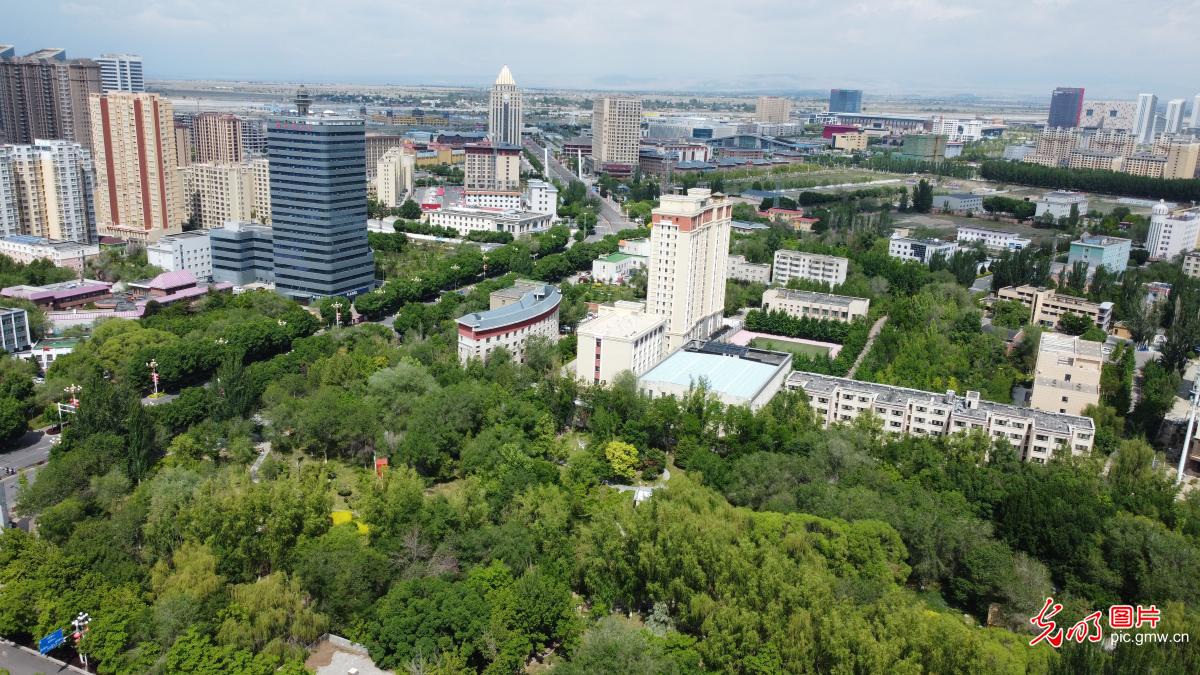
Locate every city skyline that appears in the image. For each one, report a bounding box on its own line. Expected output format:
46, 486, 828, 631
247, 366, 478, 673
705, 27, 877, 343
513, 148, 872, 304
8, 0, 1200, 99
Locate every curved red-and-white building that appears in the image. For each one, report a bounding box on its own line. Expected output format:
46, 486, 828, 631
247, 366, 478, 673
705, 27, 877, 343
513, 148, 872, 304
456, 283, 560, 364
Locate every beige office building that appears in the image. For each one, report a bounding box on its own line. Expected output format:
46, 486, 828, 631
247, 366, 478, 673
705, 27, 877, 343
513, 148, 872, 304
192, 112, 246, 164
1030, 332, 1102, 417
575, 301, 667, 385
647, 188, 731, 351
832, 132, 868, 151
375, 147, 415, 208
996, 285, 1113, 330
183, 160, 270, 229
1, 139, 96, 243
761, 288, 869, 323
772, 249, 850, 286
591, 96, 643, 172
88, 92, 185, 243
755, 96, 791, 123
788, 372, 1095, 462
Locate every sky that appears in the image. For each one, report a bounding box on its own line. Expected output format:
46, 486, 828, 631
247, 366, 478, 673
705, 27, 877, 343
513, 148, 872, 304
7, 0, 1200, 99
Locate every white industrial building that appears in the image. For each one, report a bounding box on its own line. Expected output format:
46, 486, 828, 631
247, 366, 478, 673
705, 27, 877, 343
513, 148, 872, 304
146, 231, 213, 280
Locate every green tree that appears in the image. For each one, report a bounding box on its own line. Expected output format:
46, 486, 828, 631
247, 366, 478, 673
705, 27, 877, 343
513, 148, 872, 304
603, 440, 639, 481
399, 199, 423, 220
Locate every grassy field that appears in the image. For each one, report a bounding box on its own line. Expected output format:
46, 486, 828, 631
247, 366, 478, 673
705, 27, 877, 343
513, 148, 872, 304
750, 336, 831, 358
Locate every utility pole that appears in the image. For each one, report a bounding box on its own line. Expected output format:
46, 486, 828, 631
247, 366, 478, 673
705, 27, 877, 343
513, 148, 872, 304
1178, 383, 1199, 484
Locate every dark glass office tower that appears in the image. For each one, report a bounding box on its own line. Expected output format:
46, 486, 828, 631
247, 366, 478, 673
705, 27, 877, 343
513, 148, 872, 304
268, 109, 375, 301
1048, 87, 1085, 128
828, 88, 863, 114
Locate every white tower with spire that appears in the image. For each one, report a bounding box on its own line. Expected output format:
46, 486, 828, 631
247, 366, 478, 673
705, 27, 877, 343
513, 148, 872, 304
488, 65, 523, 147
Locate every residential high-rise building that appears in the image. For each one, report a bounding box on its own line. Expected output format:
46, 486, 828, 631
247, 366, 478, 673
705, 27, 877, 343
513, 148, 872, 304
487, 66, 522, 146
95, 53, 144, 92
182, 160, 271, 229
1134, 93, 1158, 144
0, 152, 18, 237
88, 92, 184, 243
1030, 332, 1102, 417
1025, 127, 1082, 166
267, 106, 375, 300
828, 89, 863, 113
193, 112, 246, 164
173, 121, 192, 167
591, 96, 642, 175
463, 143, 522, 209
1085, 128, 1135, 156
0, 140, 96, 243
1165, 99, 1186, 134
239, 118, 267, 157
1165, 140, 1200, 179
1047, 87, 1085, 128
1191, 94, 1200, 130
375, 147, 415, 208
0, 47, 101, 149
365, 134, 405, 180
755, 96, 791, 123
647, 188, 731, 351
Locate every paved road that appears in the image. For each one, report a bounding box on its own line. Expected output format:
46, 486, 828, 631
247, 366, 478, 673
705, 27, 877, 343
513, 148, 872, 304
846, 315, 889, 379
524, 138, 633, 241
0, 638, 89, 674
0, 428, 55, 475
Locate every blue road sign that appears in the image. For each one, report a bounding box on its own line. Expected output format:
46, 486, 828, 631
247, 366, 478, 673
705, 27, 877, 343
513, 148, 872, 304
38, 627, 65, 654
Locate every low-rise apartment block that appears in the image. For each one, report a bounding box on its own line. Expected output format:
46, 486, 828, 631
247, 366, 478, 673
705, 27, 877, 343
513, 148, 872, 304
0, 307, 32, 353
888, 234, 957, 264
787, 372, 1095, 462
761, 288, 869, 323
1183, 250, 1200, 278
727, 255, 771, 284
0, 235, 99, 272
956, 226, 1032, 253
1035, 191, 1088, 220
1067, 234, 1131, 273
575, 301, 666, 385
996, 285, 1113, 330
772, 249, 849, 286
591, 252, 646, 284
1030, 332, 1102, 416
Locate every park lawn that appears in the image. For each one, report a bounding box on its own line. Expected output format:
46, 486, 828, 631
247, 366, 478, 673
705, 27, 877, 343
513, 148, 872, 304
750, 336, 831, 358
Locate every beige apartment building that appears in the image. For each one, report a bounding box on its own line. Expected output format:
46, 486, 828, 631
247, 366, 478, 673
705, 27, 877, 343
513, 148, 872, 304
375, 147, 415, 208
788, 372, 1095, 462
192, 112, 246, 164
1068, 150, 1123, 172
1030, 332, 1103, 416
1165, 141, 1200, 179
761, 288, 869, 323
183, 160, 270, 229
772, 249, 850, 286
996, 285, 1113, 330
832, 132, 868, 151
1123, 152, 1168, 179
1184, 251, 1200, 278
88, 92, 185, 243
463, 143, 521, 208
575, 301, 667, 385
755, 96, 792, 123
2, 139, 96, 243
1025, 127, 1081, 166
727, 254, 771, 283
591, 96, 643, 172
1087, 128, 1135, 156
647, 188, 731, 351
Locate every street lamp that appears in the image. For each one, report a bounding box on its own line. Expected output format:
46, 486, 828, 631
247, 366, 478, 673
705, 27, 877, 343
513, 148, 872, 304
330, 301, 344, 328
71, 612, 91, 669
146, 359, 159, 397
58, 383, 81, 428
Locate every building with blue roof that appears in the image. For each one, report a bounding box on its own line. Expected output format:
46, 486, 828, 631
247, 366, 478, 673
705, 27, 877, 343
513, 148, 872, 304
456, 282, 561, 364
638, 341, 792, 410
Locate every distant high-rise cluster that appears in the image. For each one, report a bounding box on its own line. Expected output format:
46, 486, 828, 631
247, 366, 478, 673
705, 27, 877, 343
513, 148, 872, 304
1133, 93, 1158, 145
828, 88, 862, 114
0, 46, 101, 149
488, 66, 522, 146
1047, 87, 1085, 128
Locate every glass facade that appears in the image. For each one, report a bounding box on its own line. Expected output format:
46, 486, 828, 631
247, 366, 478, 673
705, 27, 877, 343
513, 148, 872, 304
267, 116, 375, 300
829, 89, 863, 114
